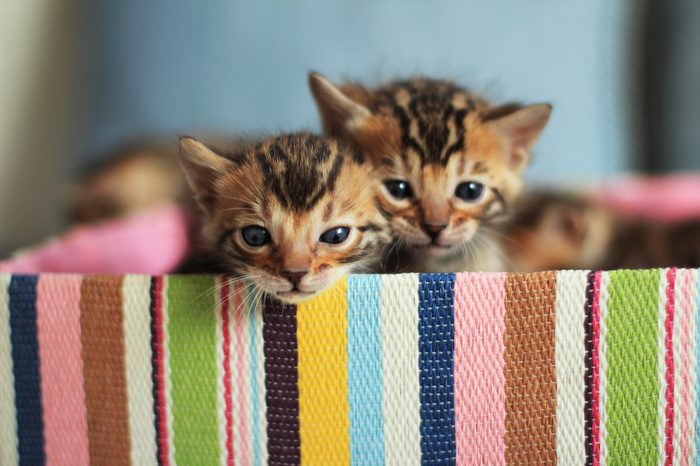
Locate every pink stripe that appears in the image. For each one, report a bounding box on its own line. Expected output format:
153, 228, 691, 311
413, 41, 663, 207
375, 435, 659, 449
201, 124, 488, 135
680, 270, 693, 466
454, 272, 506, 464
36, 275, 90, 466
152, 276, 170, 465
233, 283, 249, 465
592, 271, 601, 466
664, 268, 677, 466
221, 280, 234, 466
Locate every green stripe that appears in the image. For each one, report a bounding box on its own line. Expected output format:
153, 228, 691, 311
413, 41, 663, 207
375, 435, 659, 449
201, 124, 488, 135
167, 275, 220, 465
606, 269, 660, 465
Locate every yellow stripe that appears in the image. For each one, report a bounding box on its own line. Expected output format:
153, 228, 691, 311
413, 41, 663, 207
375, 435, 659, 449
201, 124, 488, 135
296, 278, 350, 464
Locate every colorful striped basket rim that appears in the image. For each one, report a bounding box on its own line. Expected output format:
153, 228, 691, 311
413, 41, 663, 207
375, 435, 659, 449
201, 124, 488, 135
0, 269, 698, 465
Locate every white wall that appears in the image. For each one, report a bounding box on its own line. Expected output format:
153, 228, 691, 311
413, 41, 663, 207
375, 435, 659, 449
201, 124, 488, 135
0, 1, 89, 255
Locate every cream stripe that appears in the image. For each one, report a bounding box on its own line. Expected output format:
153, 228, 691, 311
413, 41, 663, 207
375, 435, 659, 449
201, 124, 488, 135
162, 277, 176, 464
688, 270, 699, 465
658, 269, 670, 465
0, 274, 17, 466
555, 270, 588, 465
252, 288, 268, 465
673, 270, 687, 466
214, 277, 227, 466
122, 275, 158, 466
599, 272, 610, 465
380, 274, 420, 466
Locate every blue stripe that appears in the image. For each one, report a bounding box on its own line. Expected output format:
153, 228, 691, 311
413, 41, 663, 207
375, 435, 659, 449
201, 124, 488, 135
9, 275, 45, 466
247, 286, 261, 466
347, 275, 384, 465
418, 273, 456, 465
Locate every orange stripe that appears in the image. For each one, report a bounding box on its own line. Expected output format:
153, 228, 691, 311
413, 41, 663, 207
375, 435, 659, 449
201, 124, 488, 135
504, 272, 557, 464
80, 276, 131, 465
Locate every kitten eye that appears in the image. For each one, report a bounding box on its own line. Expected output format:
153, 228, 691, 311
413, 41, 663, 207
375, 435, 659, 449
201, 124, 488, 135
319, 226, 350, 245
241, 225, 270, 247
384, 179, 413, 200
455, 181, 485, 202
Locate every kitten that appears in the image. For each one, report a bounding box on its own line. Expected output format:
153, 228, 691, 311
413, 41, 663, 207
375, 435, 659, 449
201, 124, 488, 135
69, 140, 185, 224
505, 190, 700, 271
69, 135, 243, 224
308, 73, 551, 273
178, 132, 391, 303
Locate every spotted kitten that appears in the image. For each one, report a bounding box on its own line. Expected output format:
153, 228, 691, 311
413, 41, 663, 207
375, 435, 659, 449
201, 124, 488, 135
309, 73, 551, 273
178, 132, 391, 303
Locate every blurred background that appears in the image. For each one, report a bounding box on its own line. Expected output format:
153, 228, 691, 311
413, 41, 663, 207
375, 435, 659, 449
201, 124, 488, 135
1, 0, 699, 257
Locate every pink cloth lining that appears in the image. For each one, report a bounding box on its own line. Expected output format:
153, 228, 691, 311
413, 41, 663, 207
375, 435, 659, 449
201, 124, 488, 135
593, 173, 700, 222
0, 203, 190, 275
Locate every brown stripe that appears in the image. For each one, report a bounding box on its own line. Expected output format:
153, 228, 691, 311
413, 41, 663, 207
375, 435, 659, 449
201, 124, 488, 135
80, 276, 131, 465
504, 271, 557, 464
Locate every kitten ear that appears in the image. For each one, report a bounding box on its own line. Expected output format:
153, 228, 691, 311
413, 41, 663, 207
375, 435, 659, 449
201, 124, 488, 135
484, 103, 552, 172
178, 136, 231, 214
308, 72, 371, 136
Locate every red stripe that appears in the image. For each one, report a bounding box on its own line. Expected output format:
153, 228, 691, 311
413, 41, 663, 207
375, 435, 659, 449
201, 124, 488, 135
664, 268, 677, 465
221, 279, 235, 465
153, 276, 170, 466
591, 271, 602, 466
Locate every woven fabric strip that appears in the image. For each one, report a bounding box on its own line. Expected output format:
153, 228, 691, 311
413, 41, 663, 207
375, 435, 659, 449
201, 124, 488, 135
695, 269, 700, 464
453, 272, 506, 464
0, 274, 18, 466
150, 275, 171, 466
167, 275, 220, 465
597, 272, 610, 464
226, 281, 262, 465
584, 271, 602, 466
248, 287, 268, 466
9, 275, 45, 465
663, 269, 678, 465
297, 278, 351, 464
232, 282, 252, 466
123, 275, 158, 466
504, 271, 557, 464
216, 278, 234, 466
347, 275, 384, 465
80, 275, 130, 466
6, 269, 700, 464
262, 296, 300, 465
555, 270, 588, 465
36, 275, 89, 465
606, 269, 660, 463
418, 273, 456, 464
380, 274, 421, 466
674, 269, 697, 465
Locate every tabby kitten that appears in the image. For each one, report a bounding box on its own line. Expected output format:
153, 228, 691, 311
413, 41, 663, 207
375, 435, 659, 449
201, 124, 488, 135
309, 73, 551, 273
505, 190, 700, 271
178, 132, 391, 303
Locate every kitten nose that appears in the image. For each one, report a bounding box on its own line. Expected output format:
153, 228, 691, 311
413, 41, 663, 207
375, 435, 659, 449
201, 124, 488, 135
422, 223, 448, 239
282, 271, 308, 288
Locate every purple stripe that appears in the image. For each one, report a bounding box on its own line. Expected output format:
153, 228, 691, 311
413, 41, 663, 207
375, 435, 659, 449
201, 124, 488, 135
263, 297, 300, 465
584, 271, 595, 466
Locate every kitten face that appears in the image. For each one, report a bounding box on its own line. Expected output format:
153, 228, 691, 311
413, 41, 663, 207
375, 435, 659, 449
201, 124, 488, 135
309, 73, 551, 262
179, 133, 390, 303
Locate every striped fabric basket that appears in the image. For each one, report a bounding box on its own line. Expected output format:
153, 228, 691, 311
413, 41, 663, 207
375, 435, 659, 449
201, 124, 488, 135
0, 269, 698, 465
